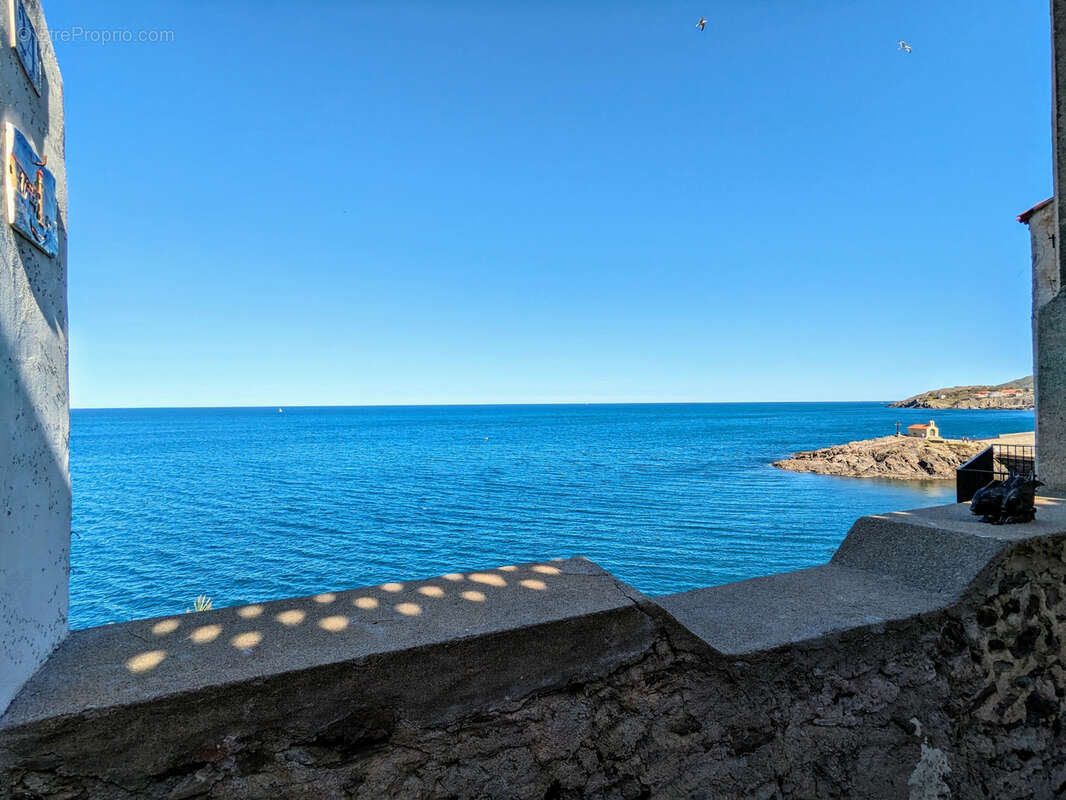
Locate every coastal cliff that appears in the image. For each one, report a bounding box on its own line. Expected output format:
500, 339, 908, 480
888, 376, 1033, 410
772, 435, 984, 480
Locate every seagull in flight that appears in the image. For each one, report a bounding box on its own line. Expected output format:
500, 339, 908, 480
696, 16, 708, 32
897, 40, 912, 53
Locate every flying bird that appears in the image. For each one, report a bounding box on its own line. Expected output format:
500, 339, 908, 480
696, 17, 707, 31
897, 41, 912, 53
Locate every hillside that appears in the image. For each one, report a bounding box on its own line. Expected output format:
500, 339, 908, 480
888, 376, 1033, 410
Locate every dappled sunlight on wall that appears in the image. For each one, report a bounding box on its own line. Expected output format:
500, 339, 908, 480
189, 624, 221, 644
275, 610, 306, 627
125, 650, 166, 673
121, 560, 573, 676
231, 631, 262, 650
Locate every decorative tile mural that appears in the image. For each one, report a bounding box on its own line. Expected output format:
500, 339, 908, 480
8, 0, 42, 94
4, 123, 57, 256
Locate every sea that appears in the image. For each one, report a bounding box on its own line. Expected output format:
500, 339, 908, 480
69, 402, 1034, 630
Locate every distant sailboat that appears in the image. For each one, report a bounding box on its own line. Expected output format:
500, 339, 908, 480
278, 408, 284, 414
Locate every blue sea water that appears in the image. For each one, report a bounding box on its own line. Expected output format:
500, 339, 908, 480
70, 402, 1034, 630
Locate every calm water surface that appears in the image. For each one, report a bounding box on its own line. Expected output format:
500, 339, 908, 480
70, 403, 1034, 629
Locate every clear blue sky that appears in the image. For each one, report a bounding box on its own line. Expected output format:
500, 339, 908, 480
48, 0, 1051, 408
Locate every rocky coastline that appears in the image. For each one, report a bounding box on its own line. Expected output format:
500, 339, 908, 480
888, 376, 1033, 410
772, 435, 985, 480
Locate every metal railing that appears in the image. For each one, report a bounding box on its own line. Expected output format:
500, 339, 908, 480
956, 444, 1035, 503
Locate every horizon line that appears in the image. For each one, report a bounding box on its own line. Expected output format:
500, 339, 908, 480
65, 399, 1035, 412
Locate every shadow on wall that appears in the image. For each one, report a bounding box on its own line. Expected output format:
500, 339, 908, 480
11, 210, 67, 335
0, 227, 71, 712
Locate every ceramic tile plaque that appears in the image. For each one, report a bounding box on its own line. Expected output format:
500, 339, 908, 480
4, 123, 57, 256
8, 0, 42, 94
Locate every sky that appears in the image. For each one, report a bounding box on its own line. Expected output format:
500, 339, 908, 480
45, 0, 1052, 408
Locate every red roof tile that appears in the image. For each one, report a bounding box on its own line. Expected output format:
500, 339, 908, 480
1018, 197, 1053, 224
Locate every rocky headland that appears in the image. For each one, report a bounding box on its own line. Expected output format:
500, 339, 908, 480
888, 376, 1033, 410
772, 435, 985, 480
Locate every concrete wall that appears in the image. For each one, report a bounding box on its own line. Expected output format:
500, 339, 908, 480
1039, 272, 1066, 495
1026, 198, 1066, 492
3, 504, 1066, 799
1025, 202, 1057, 311
1046, 0, 1066, 494
0, 0, 69, 714
1019, 201, 1066, 491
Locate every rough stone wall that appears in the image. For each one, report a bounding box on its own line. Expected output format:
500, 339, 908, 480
0, 0, 70, 714
4, 535, 1066, 800
945, 535, 1066, 798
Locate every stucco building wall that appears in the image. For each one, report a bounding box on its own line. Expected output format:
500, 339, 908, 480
1018, 198, 1065, 492
1026, 200, 1066, 494
1045, 0, 1066, 495
1025, 201, 1058, 310
0, 0, 69, 714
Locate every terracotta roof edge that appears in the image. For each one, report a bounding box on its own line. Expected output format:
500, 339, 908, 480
1018, 197, 1054, 224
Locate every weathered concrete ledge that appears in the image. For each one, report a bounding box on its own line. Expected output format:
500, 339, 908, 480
657, 500, 1064, 655
3, 502, 1066, 798
0, 557, 655, 731
1, 557, 672, 796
